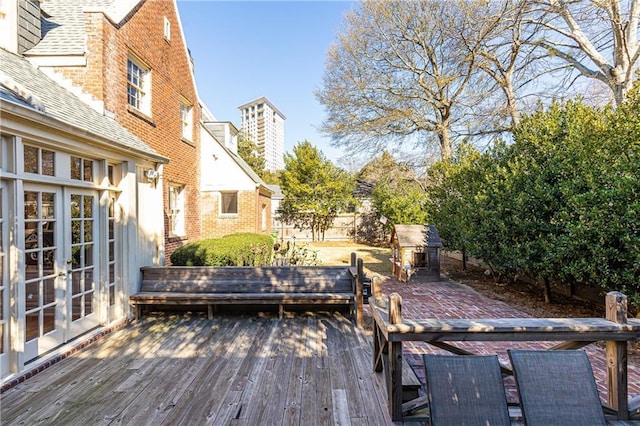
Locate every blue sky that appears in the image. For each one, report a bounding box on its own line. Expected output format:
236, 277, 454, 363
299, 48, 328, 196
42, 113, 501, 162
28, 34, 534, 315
176, 0, 355, 165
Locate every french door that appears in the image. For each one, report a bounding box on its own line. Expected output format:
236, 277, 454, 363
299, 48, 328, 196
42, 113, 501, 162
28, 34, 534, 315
23, 185, 64, 360
66, 189, 99, 337
23, 185, 99, 362
0, 182, 8, 376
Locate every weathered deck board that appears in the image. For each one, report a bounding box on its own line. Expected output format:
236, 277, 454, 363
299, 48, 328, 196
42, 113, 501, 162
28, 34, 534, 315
328, 315, 367, 420
3, 312, 412, 425
4, 316, 194, 424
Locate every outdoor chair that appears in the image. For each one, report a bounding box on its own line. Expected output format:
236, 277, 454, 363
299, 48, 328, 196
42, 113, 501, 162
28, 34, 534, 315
508, 349, 607, 426
422, 354, 511, 426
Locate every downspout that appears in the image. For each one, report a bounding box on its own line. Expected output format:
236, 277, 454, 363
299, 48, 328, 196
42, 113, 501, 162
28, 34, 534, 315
255, 183, 260, 233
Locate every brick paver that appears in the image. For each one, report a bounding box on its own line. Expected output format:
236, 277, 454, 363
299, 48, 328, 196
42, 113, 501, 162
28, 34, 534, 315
373, 274, 640, 404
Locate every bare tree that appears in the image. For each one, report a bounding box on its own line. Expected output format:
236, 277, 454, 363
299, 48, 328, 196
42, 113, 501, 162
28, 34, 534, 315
317, 0, 501, 160
464, 0, 554, 132
475, 0, 533, 129
529, 0, 640, 105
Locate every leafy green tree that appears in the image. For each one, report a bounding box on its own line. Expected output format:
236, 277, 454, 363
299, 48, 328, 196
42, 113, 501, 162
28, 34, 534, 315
554, 91, 640, 303
372, 181, 429, 232
237, 132, 266, 175
356, 151, 429, 237
425, 89, 640, 307
358, 151, 416, 186
356, 151, 427, 240
279, 141, 356, 241
426, 142, 487, 269
260, 170, 280, 185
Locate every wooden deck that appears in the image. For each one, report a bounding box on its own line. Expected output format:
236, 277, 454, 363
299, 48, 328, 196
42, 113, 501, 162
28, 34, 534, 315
1, 312, 410, 425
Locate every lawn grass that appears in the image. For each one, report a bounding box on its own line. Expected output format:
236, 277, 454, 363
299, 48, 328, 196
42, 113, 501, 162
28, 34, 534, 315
308, 241, 392, 274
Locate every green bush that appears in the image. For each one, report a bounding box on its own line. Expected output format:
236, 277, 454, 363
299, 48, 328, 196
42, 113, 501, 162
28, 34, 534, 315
170, 233, 274, 266
426, 89, 640, 308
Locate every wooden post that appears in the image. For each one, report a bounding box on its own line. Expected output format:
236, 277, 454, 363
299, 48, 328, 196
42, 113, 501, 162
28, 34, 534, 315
388, 293, 403, 421
371, 274, 385, 374
349, 252, 357, 319
389, 293, 402, 324
372, 275, 382, 300
355, 258, 364, 328
606, 291, 629, 419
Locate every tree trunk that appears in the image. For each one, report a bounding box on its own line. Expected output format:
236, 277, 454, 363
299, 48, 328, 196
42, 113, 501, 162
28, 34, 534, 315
462, 248, 467, 271
436, 117, 452, 160
543, 277, 552, 303
503, 82, 520, 128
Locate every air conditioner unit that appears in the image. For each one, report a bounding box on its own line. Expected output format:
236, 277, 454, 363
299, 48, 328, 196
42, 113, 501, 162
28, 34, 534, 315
144, 169, 159, 180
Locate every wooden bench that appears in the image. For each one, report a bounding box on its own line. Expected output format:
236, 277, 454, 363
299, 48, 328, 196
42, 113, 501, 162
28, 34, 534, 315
131, 263, 365, 325
369, 286, 640, 422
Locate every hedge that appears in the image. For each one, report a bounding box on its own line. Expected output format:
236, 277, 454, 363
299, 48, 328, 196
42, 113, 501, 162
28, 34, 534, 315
170, 233, 274, 266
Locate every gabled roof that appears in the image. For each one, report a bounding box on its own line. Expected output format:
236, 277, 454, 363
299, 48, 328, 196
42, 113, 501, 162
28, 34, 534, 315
228, 148, 268, 188
201, 124, 272, 193
0, 48, 165, 161
26, 0, 106, 56
26, 0, 144, 56
267, 184, 284, 200
392, 224, 443, 248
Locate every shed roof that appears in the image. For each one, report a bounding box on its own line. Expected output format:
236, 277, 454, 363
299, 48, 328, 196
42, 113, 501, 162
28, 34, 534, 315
392, 224, 443, 248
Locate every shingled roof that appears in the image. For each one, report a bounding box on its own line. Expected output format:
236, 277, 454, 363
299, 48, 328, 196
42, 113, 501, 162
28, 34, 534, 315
392, 224, 443, 248
1, 47, 165, 160
25, 0, 143, 56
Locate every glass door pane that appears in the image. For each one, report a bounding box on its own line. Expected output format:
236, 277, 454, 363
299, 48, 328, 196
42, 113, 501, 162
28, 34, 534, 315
67, 190, 99, 337
107, 194, 121, 322
23, 187, 63, 360
70, 194, 95, 322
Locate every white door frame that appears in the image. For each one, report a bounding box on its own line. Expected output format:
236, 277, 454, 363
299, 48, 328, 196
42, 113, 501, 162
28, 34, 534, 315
0, 181, 9, 376
22, 184, 65, 362
64, 188, 100, 339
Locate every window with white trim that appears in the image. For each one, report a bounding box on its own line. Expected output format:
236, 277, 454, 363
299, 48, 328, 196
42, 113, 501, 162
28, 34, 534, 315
70, 156, 93, 182
163, 16, 171, 41
127, 54, 151, 114
168, 184, 185, 237
24, 145, 55, 176
180, 101, 193, 141
220, 192, 238, 215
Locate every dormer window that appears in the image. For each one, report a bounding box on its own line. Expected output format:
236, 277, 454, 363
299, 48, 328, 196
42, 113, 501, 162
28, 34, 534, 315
127, 54, 151, 115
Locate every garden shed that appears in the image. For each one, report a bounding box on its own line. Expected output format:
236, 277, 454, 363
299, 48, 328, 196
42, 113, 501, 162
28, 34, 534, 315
391, 224, 443, 282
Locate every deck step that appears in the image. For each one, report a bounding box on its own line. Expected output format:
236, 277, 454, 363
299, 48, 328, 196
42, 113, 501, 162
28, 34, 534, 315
402, 357, 421, 402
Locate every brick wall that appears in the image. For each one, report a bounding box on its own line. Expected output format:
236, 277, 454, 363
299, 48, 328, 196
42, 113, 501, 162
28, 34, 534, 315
47, 0, 201, 263
201, 190, 272, 239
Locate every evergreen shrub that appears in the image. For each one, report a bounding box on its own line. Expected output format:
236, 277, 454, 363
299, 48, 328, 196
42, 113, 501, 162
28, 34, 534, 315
170, 233, 274, 266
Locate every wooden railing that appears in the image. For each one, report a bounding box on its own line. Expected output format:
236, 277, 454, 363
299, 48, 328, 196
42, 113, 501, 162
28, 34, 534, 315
369, 280, 640, 421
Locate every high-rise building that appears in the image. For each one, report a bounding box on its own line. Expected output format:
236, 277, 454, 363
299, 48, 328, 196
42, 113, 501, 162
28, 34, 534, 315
238, 97, 286, 171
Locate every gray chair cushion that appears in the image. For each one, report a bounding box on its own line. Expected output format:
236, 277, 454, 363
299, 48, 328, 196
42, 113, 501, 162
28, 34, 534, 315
423, 354, 511, 426
508, 349, 607, 426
